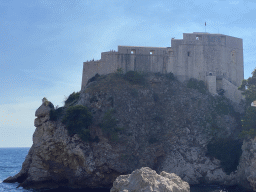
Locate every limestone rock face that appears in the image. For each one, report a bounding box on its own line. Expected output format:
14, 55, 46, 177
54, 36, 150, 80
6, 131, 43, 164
110, 167, 190, 192
237, 138, 256, 191
35, 99, 54, 117
3, 73, 249, 190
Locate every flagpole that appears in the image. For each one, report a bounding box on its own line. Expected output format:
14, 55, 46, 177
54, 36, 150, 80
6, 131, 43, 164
205, 22, 206, 32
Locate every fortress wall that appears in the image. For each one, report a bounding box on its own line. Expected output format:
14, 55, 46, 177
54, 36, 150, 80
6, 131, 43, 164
225, 36, 243, 86
166, 55, 175, 73
203, 44, 223, 76
206, 76, 217, 94
118, 54, 167, 74
226, 35, 243, 48
81, 33, 244, 104
118, 46, 167, 55
194, 45, 204, 81
237, 45, 244, 86
81, 60, 101, 89
100, 52, 120, 74
175, 45, 187, 82
222, 78, 243, 103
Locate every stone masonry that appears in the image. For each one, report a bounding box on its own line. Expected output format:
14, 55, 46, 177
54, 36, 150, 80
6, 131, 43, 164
81, 32, 244, 103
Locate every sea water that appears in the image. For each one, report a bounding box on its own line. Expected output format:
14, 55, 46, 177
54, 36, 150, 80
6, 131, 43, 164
0, 148, 252, 192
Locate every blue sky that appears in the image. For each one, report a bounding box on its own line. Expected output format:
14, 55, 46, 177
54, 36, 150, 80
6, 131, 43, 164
0, 0, 255, 147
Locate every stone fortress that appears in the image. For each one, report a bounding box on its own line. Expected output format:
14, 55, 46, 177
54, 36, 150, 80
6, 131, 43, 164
81, 32, 244, 103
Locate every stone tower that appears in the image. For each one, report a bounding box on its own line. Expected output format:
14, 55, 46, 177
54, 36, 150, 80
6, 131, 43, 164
81, 32, 244, 103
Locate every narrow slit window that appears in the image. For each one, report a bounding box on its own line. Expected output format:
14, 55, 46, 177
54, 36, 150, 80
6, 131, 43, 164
188, 52, 190, 56
150, 50, 155, 55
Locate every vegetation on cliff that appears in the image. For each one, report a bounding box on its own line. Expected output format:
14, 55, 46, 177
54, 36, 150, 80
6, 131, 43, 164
62, 105, 93, 142
186, 78, 207, 94
238, 68, 256, 138
50, 69, 245, 175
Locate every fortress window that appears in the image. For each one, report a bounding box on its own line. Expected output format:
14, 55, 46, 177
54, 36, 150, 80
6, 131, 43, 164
131, 50, 136, 54
196, 36, 202, 40
187, 52, 190, 56
150, 50, 155, 55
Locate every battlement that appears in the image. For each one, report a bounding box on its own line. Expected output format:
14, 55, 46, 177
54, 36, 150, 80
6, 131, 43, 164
81, 32, 244, 103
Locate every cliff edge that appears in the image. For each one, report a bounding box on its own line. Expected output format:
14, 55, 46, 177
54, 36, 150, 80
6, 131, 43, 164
3, 72, 254, 190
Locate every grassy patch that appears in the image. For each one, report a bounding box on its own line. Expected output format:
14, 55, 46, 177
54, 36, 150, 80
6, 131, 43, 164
62, 105, 93, 142
65, 92, 80, 106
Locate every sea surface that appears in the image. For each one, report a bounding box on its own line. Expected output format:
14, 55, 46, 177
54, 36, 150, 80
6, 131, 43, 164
0, 148, 252, 192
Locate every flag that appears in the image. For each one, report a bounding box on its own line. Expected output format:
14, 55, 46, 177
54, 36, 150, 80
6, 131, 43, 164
205, 22, 206, 26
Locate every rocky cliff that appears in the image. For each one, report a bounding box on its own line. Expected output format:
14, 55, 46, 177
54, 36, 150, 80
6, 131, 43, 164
3, 72, 255, 190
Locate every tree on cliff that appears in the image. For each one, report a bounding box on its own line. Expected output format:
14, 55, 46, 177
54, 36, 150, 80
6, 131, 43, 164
238, 68, 256, 107
238, 68, 256, 137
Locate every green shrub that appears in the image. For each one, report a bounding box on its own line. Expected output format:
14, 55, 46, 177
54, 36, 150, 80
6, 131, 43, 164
65, 92, 80, 106
49, 107, 64, 121
165, 72, 175, 81
206, 138, 242, 174
78, 129, 90, 142
123, 71, 145, 85
239, 107, 256, 138
187, 78, 207, 94
62, 105, 93, 142
100, 109, 123, 142
212, 96, 235, 115
87, 73, 100, 85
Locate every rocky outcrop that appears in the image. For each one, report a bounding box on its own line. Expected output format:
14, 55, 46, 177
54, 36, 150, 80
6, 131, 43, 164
35, 98, 54, 117
237, 138, 256, 191
3, 73, 251, 190
110, 167, 190, 192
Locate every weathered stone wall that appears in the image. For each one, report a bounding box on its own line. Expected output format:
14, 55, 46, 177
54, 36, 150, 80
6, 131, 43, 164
81, 32, 244, 103
206, 75, 217, 94
222, 78, 244, 103
170, 33, 243, 88
81, 46, 169, 89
